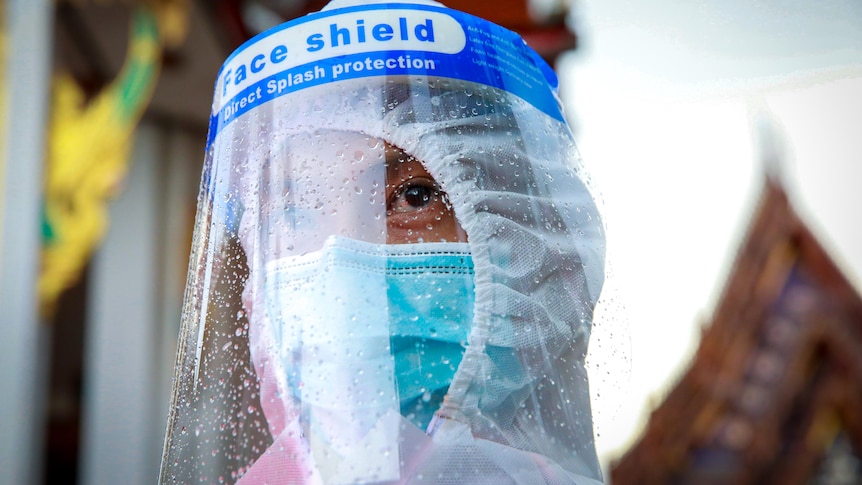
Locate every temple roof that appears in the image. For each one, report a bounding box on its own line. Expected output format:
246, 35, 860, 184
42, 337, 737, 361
611, 177, 862, 484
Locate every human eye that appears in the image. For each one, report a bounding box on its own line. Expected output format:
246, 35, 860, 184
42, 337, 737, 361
387, 178, 443, 214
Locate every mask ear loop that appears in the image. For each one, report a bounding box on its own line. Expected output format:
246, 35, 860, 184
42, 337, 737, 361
425, 220, 490, 431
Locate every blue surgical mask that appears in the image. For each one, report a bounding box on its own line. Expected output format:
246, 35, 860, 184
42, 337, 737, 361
263, 236, 474, 436
386, 243, 474, 430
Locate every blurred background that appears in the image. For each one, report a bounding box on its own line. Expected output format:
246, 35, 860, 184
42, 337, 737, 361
563, 0, 862, 472
0, 0, 859, 484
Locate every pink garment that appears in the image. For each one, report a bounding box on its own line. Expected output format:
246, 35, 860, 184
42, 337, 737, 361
237, 285, 322, 485
235, 425, 321, 485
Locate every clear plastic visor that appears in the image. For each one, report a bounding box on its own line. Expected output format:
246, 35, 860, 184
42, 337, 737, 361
239, 129, 467, 258
228, 125, 477, 484
160, 2, 622, 478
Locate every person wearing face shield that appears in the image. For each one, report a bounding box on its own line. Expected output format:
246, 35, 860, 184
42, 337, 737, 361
160, 1, 608, 484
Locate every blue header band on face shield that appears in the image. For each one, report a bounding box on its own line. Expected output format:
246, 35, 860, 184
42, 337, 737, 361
206, 2, 563, 148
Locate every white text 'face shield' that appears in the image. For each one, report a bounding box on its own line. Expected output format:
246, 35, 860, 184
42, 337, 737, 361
160, 1, 620, 484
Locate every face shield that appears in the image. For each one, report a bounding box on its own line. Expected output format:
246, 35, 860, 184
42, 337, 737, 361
160, 1, 613, 484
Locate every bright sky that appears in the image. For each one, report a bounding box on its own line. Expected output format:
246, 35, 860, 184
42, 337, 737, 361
558, 0, 862, 474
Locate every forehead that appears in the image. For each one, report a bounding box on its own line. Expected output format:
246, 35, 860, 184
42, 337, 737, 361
303, 130, 386, 161
288, 131, 431, 184
252, 134, 420, 190
280, 131, 419, 166
246, 131, 435, 200
258, 131, 386, 185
